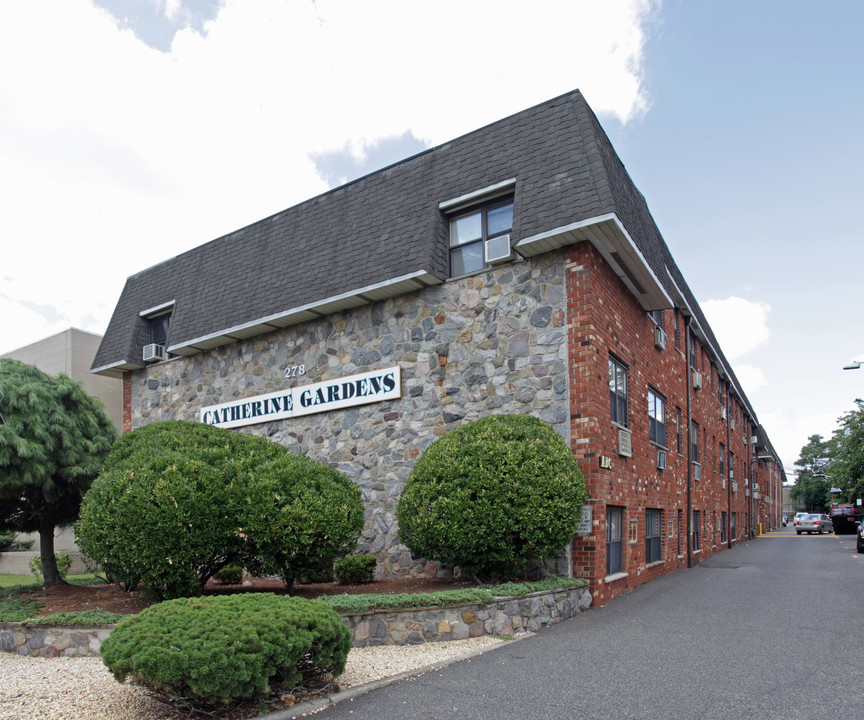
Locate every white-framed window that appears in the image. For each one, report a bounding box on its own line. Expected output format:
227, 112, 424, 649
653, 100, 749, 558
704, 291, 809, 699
692, 510, 701, 551
690, 420, 700, 465
448, 197, 514, 277
646, 509, 662, 564
609, 356, 628, 428
648, 388, 666, 446
606, 506, 623, 575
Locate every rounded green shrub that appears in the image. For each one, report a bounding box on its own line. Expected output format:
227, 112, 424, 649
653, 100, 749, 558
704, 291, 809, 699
240, 453, 363, 591
396, 414, 587, 582
334, 554, 376, 585
29, 552, 72, 579
76, 420, 363, 600
101, 593, 351, 703
212, 565, 244, 585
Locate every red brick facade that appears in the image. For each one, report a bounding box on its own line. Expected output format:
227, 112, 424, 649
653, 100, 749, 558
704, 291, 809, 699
565, 242, 783, 604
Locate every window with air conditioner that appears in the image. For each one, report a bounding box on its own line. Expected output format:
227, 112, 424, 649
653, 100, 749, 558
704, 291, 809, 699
448, 197, 514, 276
140, 302, 174, 363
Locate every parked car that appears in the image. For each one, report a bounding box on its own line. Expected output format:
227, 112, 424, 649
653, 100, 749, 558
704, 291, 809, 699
796, 514, 833, 535
857, 521, 864, 554
792, 512, 809, 530
829, 504, 860, 535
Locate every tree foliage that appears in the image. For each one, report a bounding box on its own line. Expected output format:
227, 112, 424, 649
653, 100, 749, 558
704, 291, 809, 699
792, 400, 864, 511
75, 421, 363, 600
790, 434, 832, 512
0, 359, 116, 586
396, 414, 586, 582
826, 399, 864, 503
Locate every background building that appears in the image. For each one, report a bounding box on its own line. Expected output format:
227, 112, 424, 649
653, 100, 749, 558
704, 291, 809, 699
93, 91, 785, 601
1, 328, 122, 573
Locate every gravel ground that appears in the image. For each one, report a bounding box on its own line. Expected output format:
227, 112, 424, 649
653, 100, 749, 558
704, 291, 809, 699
0, 636, 504, 720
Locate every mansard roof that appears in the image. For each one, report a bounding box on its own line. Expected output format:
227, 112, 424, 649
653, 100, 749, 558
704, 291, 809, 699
91, 89, 756, 430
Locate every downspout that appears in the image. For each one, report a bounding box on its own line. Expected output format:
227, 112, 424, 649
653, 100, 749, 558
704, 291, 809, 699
685, 318, 694, 569
726, 385, 732, 548
748, 423, 755, 538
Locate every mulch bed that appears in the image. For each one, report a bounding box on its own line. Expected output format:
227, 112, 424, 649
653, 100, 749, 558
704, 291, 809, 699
20, 575, 477, 618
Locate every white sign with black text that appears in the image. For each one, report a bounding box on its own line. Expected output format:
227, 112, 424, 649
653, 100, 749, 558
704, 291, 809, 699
200, 366, 401, 430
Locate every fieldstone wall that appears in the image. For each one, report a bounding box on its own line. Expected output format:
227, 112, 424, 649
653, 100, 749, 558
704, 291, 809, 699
130, 253, 570, 576
0, 624, 111, 658
343, 585, 592, 647
0, 585, 591, 656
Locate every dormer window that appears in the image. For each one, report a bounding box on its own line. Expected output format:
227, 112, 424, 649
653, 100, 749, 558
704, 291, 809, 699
140, 300, 175, 363
448, 198, 514, 276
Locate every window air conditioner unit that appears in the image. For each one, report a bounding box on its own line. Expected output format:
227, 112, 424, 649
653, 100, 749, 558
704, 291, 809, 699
693, 464, 701, 482
720, 405, 726, 420
653, 326, 666, 350
730, 417, 736, 430
751, 435, 758, 444
657, 450, 667, 470
618, 428, 632, 457
692, 371, 703, 390
142, 343, 167, 362
732, 481, 739, 492
484, 233, 513, 264
753, 483, 759, 491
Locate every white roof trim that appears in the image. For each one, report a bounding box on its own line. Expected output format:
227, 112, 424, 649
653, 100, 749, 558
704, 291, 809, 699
139, 300, 176, 317
169, 270, 442, 355
438, 179, 516, 212
517, 213, 673, 311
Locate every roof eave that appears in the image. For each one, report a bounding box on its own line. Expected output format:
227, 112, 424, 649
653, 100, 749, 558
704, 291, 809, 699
169, 269, 444, 357
516, 213, 673, 312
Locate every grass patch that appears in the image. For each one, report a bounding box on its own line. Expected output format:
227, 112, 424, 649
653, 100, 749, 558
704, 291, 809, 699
0, 573, 100, 589
0, 597, 44, 622
318, 577, 586, 614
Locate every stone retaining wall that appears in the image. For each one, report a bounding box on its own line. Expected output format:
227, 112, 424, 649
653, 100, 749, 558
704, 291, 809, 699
1, 624, 112, 658
343, 585, 591, 647
0, 585, 591, 657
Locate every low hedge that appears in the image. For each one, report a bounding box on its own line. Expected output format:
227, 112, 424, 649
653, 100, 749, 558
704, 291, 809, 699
31, 610, 127, 626
318, 577, 586, 614
100, 593, 351, 703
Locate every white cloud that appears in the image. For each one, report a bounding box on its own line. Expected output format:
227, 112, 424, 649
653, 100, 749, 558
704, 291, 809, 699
0, 0, 658, 353
731, 364, 767, 395
701, 296, 771, 362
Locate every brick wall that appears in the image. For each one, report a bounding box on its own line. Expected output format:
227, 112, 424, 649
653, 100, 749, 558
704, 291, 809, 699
564, 242, 776, 605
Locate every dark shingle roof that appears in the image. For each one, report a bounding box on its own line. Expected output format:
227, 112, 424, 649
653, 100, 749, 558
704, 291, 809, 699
91, 89, 763, 437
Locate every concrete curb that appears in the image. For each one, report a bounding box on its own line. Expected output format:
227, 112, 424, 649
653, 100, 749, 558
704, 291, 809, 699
262, 632, 534, 719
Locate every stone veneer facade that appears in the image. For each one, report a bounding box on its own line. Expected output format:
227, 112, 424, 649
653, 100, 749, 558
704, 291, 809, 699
128, 253, 570, 577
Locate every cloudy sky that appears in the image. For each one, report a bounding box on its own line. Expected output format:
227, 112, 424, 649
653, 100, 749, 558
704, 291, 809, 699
1, 0, 861, 477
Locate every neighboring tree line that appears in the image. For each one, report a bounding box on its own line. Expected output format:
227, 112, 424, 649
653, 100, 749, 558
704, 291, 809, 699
792, 399, 864, 513
1, 357, 587, 596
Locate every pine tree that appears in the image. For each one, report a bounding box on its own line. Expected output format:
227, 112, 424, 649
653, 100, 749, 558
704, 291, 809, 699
0, 359, 115, 586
